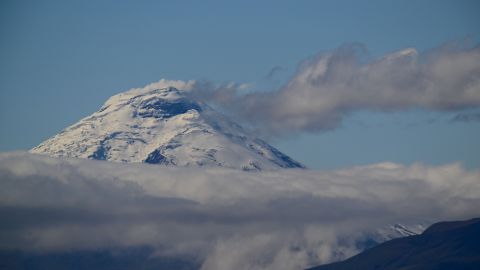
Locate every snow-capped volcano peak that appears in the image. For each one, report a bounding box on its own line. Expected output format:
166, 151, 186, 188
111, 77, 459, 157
31, 86, 304, 171
103, 86, 185, 108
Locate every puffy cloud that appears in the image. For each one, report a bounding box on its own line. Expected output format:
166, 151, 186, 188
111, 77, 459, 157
1, 152, 479, 269
188, 42, 480, 135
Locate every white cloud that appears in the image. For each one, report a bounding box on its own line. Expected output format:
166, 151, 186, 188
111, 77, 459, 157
190, 42, 480, 135
143, 79, 197, 91
1, 152, 479, 269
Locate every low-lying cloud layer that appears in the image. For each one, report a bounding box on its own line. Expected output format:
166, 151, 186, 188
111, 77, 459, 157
156, 41, 480, 135
1, 152, 479, 269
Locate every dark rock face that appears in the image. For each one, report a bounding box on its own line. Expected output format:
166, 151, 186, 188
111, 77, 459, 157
144, 149, 168, 164
137, 98, 202, 119
307, 217, 480, 270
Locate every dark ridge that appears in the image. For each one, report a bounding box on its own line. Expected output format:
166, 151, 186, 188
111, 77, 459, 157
307, 217, 480, 270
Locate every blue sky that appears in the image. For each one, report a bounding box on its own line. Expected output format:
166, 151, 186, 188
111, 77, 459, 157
1, 0, 479, 169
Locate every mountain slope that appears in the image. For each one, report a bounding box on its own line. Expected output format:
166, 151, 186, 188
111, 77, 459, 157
307, 217, 480, 270
30, 86, 304, 171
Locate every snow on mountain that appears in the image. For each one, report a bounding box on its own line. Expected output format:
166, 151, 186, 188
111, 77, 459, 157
369, 223, 426, 243
350, 222, 428, 253
30, 86, 304, 171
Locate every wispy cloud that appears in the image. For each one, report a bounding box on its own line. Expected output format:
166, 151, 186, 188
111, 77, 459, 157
452, 110, 480, 122
265, 65, 286, 80
1, 152, 479, 269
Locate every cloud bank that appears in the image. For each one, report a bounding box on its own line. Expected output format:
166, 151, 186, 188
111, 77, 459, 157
155, 41, 480, 135
1, 152, 479, 269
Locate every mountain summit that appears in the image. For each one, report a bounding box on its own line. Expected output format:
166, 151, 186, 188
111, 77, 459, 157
31, 86, 304, 171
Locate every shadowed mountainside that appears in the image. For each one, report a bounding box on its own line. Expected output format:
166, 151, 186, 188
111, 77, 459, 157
307, 217, 480, 270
